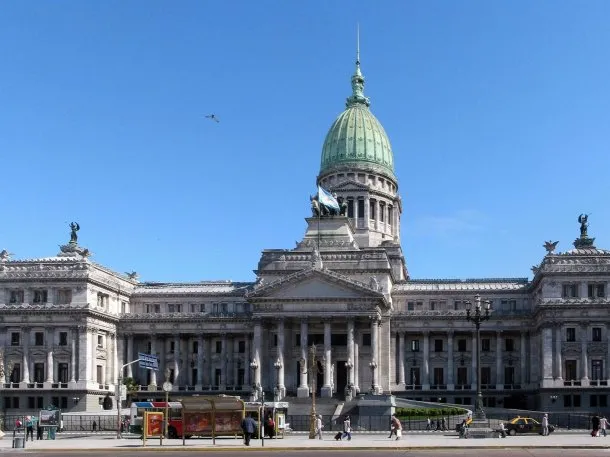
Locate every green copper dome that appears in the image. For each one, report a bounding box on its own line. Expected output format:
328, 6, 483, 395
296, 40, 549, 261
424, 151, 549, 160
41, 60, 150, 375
320, 55, 395, 179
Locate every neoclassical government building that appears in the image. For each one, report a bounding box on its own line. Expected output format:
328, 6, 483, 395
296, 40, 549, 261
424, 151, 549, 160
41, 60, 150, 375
1, 53, 609, 415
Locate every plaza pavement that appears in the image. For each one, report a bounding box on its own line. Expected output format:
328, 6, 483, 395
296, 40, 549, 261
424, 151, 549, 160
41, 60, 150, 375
3, 431, 610, 451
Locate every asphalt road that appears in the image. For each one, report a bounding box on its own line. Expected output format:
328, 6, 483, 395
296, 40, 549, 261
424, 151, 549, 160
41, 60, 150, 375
14, 451, 608, 457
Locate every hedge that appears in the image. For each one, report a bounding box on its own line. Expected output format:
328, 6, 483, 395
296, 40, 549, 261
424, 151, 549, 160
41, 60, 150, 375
395, 407, 468, 419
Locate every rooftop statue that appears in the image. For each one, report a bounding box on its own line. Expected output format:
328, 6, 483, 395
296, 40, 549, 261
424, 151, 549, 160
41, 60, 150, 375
578, 214, 589, 238
0, 249, 13, 261
543, 240, 559, 254
70, 222, 80, 244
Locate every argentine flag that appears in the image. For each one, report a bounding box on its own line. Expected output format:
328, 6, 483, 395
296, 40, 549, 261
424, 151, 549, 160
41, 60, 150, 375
318, 186, 340, 212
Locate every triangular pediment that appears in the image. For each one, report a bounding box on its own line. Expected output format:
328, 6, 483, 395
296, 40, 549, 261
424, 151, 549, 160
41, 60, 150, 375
247, 268, 384, 302
333, 180, 369, 191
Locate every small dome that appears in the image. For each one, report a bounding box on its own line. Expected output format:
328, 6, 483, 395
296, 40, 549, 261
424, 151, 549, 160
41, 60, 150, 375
319, 58, 395, 179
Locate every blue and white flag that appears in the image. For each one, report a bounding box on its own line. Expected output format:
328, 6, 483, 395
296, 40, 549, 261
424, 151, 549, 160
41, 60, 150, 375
318, 186, 340, 212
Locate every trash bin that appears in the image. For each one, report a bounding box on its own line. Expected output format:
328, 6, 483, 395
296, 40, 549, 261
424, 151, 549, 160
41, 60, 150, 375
12, 436, 25, 448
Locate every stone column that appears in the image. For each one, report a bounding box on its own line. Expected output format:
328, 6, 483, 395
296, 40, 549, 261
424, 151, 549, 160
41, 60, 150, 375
78, 326, 88, 383
21, 327, 30, 384
554, 326, 563, 382
173, 335, 180, 386
277, 319, 285, 396
347, 320, 356, 387
231, 336, 238, 388
253, 322, 262, 389
149, 335, 157, 386
105, 334, 113, 386
244, 336, 250, 388
496, 331, 503, 389
398, 331, 405, 387
70, 328, 77, 384
46, 348, 54, 383
581, 324, 589, 385
422, 331, 430, 389
297, 320, 309, 397
520, 331, 527, 385
371, 318, 379, 391
447, 331, 454, 389
197, 335, 204, 387
220, 333, 227, 388
91, 329, 97, 384
541, 327, 553, 387
126, 334, 134, 378
607, 324, 610, 383
354, 341, 360, 393
364, 196, 370, 229
321, 320, 332, 397
115, 332, 121, 385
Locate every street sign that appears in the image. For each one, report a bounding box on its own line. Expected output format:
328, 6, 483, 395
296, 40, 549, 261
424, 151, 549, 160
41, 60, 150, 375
138, 353, 159, 370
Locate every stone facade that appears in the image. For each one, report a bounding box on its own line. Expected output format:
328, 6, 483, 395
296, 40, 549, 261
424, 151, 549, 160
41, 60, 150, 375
1, 55, 608, 417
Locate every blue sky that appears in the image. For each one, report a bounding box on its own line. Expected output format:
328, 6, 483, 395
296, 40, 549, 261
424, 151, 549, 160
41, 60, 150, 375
2, 1, 609, 282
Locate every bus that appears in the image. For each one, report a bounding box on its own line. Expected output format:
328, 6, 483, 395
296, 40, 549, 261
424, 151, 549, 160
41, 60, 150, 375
129, 402, 187, 438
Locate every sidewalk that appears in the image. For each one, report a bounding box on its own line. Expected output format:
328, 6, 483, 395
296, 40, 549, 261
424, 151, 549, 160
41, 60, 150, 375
4, 432, 610, 451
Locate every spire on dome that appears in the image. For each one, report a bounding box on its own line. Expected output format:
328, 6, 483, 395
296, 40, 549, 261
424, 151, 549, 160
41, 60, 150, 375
346, 24, 370, 108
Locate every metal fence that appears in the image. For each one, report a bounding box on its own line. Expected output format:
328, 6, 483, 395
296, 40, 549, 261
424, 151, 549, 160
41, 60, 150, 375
286, 414, 464, 432
2, 414, 120, 432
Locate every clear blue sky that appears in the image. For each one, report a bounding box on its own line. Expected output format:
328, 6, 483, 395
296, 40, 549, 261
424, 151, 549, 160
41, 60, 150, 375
2, 1, 609, 283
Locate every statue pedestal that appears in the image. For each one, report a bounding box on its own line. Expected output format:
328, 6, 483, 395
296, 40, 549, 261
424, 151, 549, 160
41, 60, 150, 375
296, 217, 358, 251
467, 419, 497, 439
574, 236, 595, 249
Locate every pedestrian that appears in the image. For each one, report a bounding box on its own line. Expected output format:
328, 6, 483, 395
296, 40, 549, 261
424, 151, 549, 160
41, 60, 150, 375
92, 420, 97, 432
37, 422, 43, 440
389, 415, 402, 440
541, 413, 549, 436
315, 414, 323, 440
341, 415, 352, 441
426, 417, 431, 431
25, 416, 34, 441
435, 419, 441, 431
592, 414, 600, 437
241, 413, 256, 446
441, 417, 446, 431
601, 416, 608, 437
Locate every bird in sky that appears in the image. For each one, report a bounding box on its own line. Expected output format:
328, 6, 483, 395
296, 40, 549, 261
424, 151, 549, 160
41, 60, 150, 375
205, 114, 220, 123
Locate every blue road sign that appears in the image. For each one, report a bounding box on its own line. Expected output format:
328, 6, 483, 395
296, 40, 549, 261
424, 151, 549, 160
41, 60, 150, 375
138, 353, 159, 370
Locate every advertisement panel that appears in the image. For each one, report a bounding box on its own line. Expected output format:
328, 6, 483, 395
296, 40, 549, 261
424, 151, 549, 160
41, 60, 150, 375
144, 411, 164, 437
39, 409, 60, 427
183, 411, 242, 435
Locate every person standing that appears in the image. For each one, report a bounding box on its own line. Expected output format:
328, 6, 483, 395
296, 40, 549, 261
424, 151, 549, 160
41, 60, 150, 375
592, 414, 600, 437
541, 413, 549, 436
315, 415, 323, 440
241, 414, 256, 446
341, 416, 352, 441
601, 416, 608, 437
25, 417, 34, 441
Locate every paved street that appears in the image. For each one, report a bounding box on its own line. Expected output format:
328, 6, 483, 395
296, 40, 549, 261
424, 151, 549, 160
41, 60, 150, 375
3, 431, 610, 454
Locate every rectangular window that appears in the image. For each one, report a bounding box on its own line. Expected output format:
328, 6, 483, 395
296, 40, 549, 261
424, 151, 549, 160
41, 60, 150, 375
97, 335, 104, 347
28, 397, 35, 409
34, 332, 44, 346
214, 369, 221, 386
37, 397, 43, 409
505, 338, 515, 352
430, 301, 436, 310
121, 301, 127, 314
11, 332, 20, 346
59, 332, 68, 346
457, 339, 467, 352
33, 290, 48, 303
237, 368, 245, 386
10, 364, 21, 383
562, 284, 578, 298
58, 363, 69, 383
369, 200, 376, 220
592, 360, 603, 380
411, 340, 420, 352
9, 290, 24, 304
191, 369, 197, 386
481, 367, 491, 385
34, 363, 45, 383
170, 341, 175, 352
566, 328, 576, 342
57, 289, 72, 304
433, 367, 444, 385
588, 284, 606, 298
434, 339, 443, 352
192, 341, 199, 353
97, 293, 109, 309
60, 397, 68, 409
331, 334, 347, 345
347, 199, 354, 218
238, 341, 246, 353
379, 203, 385, 222
409, 367, 420, 385
407, 301, 415, 311
504, 366, 515, 385
454, 300, 464, 311
565, 360, 577, 380
457, 367, 468, 385
481, 339, 491, 352
501, 299, 517, 311
362, 333, 371, 346
168, 304, 175, 313
96, 365, 103, 383
215, 341, 222, 353
169, 369, 175, 383
12, 397, 19, 409
593, 327, 602, 342
357, 199, 364, 218
388, 206, 393, 225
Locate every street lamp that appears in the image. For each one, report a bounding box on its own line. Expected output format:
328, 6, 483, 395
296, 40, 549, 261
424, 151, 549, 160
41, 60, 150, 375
344, 359, 354, 400
369, 360, 377, 393
465, 294, 492, 421
301, 344, 319, 439
250, 359, 260, 401
162, 368, 173, 440
273, 358, 282, 401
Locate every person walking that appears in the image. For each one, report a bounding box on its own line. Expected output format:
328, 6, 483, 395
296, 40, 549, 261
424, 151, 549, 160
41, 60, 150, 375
601, 416, 608, 437
315, 415, 323, 440
341, 415, 352, 441
426, 417, 431, 431
25, 416, 34, 441
37, 422, 43, 440
441, 417, 446, 431
592, 414, 600, 437
541, 413, 549, 436
389, 415, 402, 440
241, 414, 256, 446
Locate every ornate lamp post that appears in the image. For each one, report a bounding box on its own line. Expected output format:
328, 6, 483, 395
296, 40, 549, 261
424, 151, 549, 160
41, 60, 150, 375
300, 344, 319, 439
465, 294, 492, 421
250, 359, 259, 401
369, 360, 377, 393
273, 358, 282, 401
344, 359, 354, 400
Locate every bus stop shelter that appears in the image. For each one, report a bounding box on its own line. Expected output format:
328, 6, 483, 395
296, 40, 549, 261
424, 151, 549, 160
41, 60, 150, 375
180, 395, 245, 445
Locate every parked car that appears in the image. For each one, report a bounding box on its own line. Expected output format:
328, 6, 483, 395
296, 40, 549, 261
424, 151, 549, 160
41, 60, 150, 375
505, 417, 555, 436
